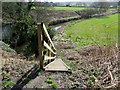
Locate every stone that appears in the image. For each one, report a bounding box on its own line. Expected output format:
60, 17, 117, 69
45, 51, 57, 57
67, 56, 79, 60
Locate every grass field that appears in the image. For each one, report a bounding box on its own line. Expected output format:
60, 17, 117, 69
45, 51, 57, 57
53, 6, 86, 11
32, 6, 86, 11
64, 14, 119, 49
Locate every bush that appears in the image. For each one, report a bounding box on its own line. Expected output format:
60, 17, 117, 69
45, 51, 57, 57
75, 9, 98, 18
47, 27, 56, 39
3, 2, 55, 57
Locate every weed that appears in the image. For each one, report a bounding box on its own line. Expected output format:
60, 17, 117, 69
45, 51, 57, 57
2, 80, 15, 88
2, 71, 15, 88
2, 71, 10, 80
50, 83, 58, 88
22, 77, 31, 82
90, 75, 96, 82
87, 80, 93, 86
45, 76, 58, 88
46, 79, 53, 84
85, 75, 89, 80
45, 77, 53, 84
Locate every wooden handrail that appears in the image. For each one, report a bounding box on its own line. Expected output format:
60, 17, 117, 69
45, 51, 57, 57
37, 22, 56, 69
44, 41, 56, 55
44, 55, 56, 61
42, 23, 56, 51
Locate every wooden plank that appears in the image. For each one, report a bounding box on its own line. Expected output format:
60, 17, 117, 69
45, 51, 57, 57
48, 41, 51, 56
44, 55, 56, 61
44, 59, 70, 71
61, 60, 71, 70
44, 41, 56, 55
37, 23, 43, 69
42, 23, 56, 51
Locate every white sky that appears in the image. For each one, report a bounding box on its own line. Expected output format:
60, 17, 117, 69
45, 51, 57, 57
35, 0, 117, 2
37, 0, 95, 2
2, 0, 118, 2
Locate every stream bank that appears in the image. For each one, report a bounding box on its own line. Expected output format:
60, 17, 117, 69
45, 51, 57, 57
49, 10, 118, 26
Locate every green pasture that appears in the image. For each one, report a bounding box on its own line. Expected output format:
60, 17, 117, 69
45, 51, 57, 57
64, 14, 119, 49
53, 6, 86, 11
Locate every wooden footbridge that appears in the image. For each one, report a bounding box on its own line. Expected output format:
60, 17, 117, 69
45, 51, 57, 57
37, 23, 70, 71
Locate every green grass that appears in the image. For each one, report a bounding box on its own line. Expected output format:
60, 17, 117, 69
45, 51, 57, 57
32, 6, 86, 11
53, 6, 86, 11
64, 14, 119, 49
32, 6, 117, 11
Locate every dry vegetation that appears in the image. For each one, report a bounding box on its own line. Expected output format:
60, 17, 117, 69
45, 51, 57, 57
77, 44, 119, 88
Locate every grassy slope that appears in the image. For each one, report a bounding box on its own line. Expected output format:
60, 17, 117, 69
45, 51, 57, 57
53, 6, 86, 11
64, 14, 118, 49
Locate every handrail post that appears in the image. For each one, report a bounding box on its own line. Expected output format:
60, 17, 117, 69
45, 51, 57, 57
37, 23, 43, 69
48, 41, 51, 63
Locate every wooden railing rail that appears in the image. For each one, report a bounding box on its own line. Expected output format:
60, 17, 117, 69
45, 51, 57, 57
42, 23, 56, 51
37, 23, 56, 69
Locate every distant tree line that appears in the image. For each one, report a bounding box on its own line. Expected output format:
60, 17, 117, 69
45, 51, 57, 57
76, 1, 119, 19
54, 1, 118, 8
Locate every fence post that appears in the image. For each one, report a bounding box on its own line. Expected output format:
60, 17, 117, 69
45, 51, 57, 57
37, 23, 43, 69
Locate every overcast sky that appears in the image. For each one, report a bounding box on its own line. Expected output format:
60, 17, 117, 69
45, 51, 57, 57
2, 0, 119, 2
35, 0, 119, 2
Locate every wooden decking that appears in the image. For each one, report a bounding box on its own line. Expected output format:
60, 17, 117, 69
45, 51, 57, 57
44, 59, 70, 71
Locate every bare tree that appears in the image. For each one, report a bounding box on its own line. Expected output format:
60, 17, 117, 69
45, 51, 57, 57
91, 0, 110, 15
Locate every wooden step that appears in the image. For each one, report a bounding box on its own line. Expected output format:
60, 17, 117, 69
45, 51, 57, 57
44, 59, 70, 71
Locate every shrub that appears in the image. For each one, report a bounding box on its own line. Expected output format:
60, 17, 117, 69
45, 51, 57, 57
47, 27, 56, 39
3, 2, 55, 57
75, 9, 98, 18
